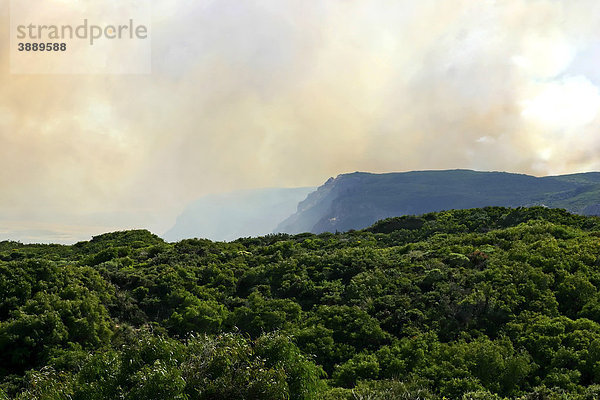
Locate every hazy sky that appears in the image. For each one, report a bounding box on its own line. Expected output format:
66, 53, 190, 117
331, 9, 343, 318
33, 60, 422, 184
2, 0, 600, 242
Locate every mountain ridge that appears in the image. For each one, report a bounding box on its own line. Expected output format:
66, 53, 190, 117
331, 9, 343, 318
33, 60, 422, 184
276, 169, 600, 234
164, 186, 315, 242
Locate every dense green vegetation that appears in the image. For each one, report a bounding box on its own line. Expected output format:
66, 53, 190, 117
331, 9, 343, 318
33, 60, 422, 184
3, 207, 600, 399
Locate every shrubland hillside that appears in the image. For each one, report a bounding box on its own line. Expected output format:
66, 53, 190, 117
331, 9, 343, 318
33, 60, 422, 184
2, 207, 600, 399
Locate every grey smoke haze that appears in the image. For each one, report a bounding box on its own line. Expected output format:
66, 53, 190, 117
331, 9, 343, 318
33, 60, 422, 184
164, 187, 315, 242
2, 0, 600, 242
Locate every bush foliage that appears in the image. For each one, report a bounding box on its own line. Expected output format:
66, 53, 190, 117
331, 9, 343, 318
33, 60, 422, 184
2, 207, 600, 398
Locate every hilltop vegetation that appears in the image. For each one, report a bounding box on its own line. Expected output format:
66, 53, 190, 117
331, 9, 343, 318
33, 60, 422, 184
3, 207, 600, 398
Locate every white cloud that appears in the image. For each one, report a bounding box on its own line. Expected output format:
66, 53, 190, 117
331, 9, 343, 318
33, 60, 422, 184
521, 75, 600, 130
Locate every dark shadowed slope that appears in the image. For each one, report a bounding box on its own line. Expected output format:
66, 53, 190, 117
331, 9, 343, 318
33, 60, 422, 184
276, 170, 600, 234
